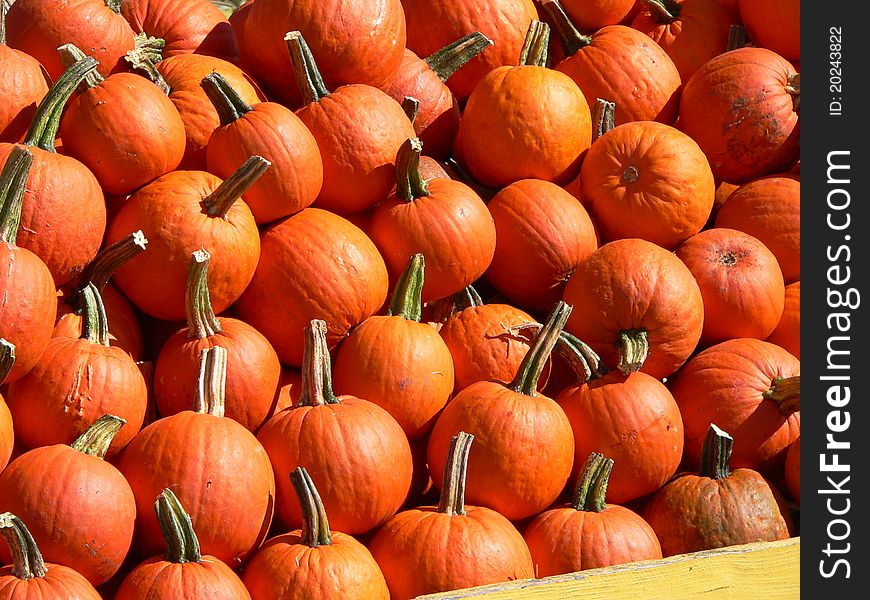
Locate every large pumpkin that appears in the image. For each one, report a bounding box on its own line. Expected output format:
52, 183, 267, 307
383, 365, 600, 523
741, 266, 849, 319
737, 0, 799, 61
766, 280, 800, 359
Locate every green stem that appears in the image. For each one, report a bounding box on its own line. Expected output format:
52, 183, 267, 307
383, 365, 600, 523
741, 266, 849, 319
509, 301, 573, 396
57, 43, 104, 91
0, 513, 48, 579
202, 155, 271, 218
105, 0, 122, 13
592, 98, 616, 142
290, 467, 332, 547
571, 453, 614, 513
455, 285, 484, 310
726, 24, 747, 51
124, 36, 171, 95
539, 0, 593, 57
642, 0, 681, 24
395, 138, 430, 201
441, 157, 498, 201
401, 96, 420, 124
388, 254, 425, 321
616, 329, 649, 375
70, 230, 148, 310
763, 375, 800, 415
70, 414, 126, 459
518, 20, 550, 67
298, 319, 340, 406
787, 73, 800, 111
0, 338, 15, 386
436, 431, 475, 516
285, 30, 331, 106
79, 283, 111, 347
194, 346, 228, 417
424, 31, 493, 82
201, 72, 254, 126
699, 424, 734, 480
185, 249, 222, 339
155, 489, 202, 563
23, 56, 98, 151
0, 146, 33, 245
508, 323, 606, 384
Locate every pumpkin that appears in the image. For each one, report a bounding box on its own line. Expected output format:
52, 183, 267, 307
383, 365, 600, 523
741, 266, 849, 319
454, 20, 592, 188
271, 369, 303, 418
0, 340, 14, 469
115, 489, 253, 599
562, 238, 704, 379
523, 453, 662, 576
368, 138, 496, 302
105, 155, 264, 321
737, 0, 799, 61
766, 281, 800, 359
0, 513, 101, 599
784, 438, 799, 503
678, 47, 800, 183
542, 0, 682, 126
485, 178, 598, 311
560, 0, 637, 31
0, 57, 107, 287
579, 119, 714, 249
6, 284, 148, 457
233, 208, 388, 368
333, 254, 455, 440
154, 249, 282, 432
242, 467, 390, 600
0, 415, 136, 586
369, 431, 534, 598
669, 337, 800, 473
427, 302, 575, 520
0, 147, 57, 383
631, 0, 739, 82
714, 175, 800, 284
256, 320, 413, 534
677, 228, 785, 346
402, 0, 539, 102
642, 424, 791, 556
201, 72, 323, 224
118, 346, 276, 567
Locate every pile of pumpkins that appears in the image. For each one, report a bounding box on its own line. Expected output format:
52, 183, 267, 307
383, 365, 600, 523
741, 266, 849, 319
0, 0, 799, 598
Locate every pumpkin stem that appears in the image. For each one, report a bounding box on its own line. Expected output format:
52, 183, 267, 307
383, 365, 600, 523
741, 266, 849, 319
699, 424, 734, 480
726, 24, 747, 51
57, 43, 104, 91
786, 73, 800, 111
104, 0, 122, 13
291, 467, 333, 547
185, 249, 223, 339
194, 346, 228, 417
0, 338, 15, 385
401, 96, 420, 124
0, 513, 48, 580
507, 323, 606, 384
763, 375, 800, 415
441, 157, 498, 201
395, 138, 431, 202
79, 283, 111, 347
298, 320, 341, 407
201, 155, 270, 218
539, 0, 593, 56
436, 431, 475, 516
285, 30, 331, 106
124, 37, 171, 95
616, 329, 649, 375
518, 20, 550, 67
0, 145, 34, 245
388, 254, 425, 322
509, 301, 573, 396
571, 452, 614, 513
642, 0, 681, 24
22, 56, 98, 151
592, 98, 616, 142
69, 230, 148, 311
455, 285, 484, 310
70, 414, 126, 459
155, 489, 202, 564
0, 0, 7, 46
424, 31, 493, 82
201, 72, 254, 126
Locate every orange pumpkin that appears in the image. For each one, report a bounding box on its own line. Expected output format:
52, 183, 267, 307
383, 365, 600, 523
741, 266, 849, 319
0, 341, 15, 470
560, 0, 637, 31
737, 0, 799, 61
766, 281, 800, 359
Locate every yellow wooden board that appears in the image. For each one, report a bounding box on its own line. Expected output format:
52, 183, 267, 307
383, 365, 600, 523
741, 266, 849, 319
416, 537, 800, 599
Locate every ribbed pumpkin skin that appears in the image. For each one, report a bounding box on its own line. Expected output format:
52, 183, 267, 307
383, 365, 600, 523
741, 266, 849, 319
737, 0, 799, 61
233, 209, 388, 368
766, 281, 799, 359
669, 338, 800, 473
402, 0, 539, 102
0, 563, 102, 599
0, 45, 49, 143
557, 372, 684, 504
368, 506, 534, 599
561, 0, 637, 31
241, 531, 390, 600
117, 411, 276, 568
678, 47, 800, 183
523, 503, 662, 577
115, 557, 252, 599
0, 398, 12, 471
0, 445, 136, 586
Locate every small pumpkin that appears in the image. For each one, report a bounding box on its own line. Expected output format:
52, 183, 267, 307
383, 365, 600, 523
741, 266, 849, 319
737, 0, 799, 61
766, 281, 800, 359
0, 340, 15, 470
560, 0, 638, 31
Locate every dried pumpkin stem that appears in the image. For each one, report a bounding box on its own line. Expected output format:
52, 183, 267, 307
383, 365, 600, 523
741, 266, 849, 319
0, 146, 33, 245
202, 155, 270, 218
291, 467, 333, 547
155, 489, 202, 564
0, 512, 48, 579
699, 424, 734, 480
616, 329, 649, 375
285, 31, 331, 106
592, 98, 616, 141
509, 323, 606, 384
441, 157, 498, 201
763, 375, 800, 415
57, 43, 104, 90
194, 346, 228, 417
0, 0, 7, 45
388, 254, 425, 322
510, 301, 573, 396
23, 56, 98, 151
726, 24, 747, 51
518, 20, 550, 67
298, 320, 341, 406
572, 452, 613, 513
425, 31, 493, 82
79, 283, 111, 347
437, 431, 475, 516
786, 73, 800, 111
70, 414, 126, 459
185, 249, 223, 339
455, 285, 484, 310
642, 0, 681, 23
401, 96, 420, 124
201, 72, 254, 126
70, 230, 148, 309
395, 138, 430, 201
124, 38, 171, 95
539, 0, 593, 56
0, 338, 14, 384
104, 0, 122, 13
